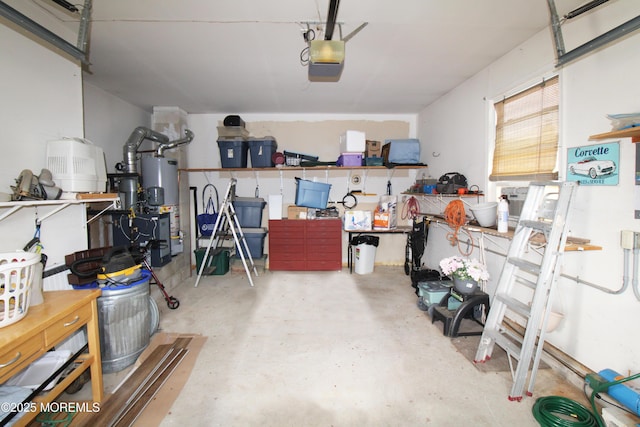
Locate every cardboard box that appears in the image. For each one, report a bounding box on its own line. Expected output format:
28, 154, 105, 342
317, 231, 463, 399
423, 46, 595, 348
287, 205, 308, 219
366, 140, 382, 158
344, 210, 372, 231
373, 195, 397, 229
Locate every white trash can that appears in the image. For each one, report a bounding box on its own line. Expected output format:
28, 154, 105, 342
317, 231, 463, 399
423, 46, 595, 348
352, 235, 379, 275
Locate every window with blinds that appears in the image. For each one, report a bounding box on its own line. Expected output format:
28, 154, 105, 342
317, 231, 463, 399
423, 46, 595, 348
490, 76, 559, 181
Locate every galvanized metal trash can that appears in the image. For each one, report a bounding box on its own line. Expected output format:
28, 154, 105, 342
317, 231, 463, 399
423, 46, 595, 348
98, 269, 151, 374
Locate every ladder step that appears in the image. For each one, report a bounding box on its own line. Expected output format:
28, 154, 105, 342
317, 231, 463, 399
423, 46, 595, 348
508, 257, 541, 275
520, 220, 553, 233
515, 275, 537, 290
495, 293, 531, 319
486, 329, 522, 360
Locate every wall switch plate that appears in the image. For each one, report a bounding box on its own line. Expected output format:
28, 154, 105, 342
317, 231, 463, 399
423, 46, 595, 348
621, 230, 634, 249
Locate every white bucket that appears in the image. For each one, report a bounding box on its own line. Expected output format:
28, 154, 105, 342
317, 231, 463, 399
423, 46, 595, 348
469, 202, 498, 227
354, 244, 376, 275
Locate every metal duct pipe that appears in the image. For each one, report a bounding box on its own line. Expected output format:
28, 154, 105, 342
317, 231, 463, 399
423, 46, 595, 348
324, 0, 340, 40
123, 127, 169, 174
156, 129, 194, 157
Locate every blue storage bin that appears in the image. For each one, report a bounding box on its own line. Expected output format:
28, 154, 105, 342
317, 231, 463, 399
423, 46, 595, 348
235, 228, 267, 258
217, 138, 248, 168
417, 280, 452, 305
295, 178, 331, 209
383, 138, 421, 164
249, 137, 277, 167
233, 197, 266, 228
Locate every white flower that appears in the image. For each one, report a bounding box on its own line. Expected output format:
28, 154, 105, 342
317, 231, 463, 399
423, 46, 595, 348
439, 256, 489, 282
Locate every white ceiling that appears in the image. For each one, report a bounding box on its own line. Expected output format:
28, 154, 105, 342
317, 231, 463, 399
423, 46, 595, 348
77, 0, 591, 115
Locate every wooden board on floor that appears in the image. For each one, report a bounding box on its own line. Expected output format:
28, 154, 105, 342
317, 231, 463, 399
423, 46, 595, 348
129, 333, 206, 426
70, 333, 206, 426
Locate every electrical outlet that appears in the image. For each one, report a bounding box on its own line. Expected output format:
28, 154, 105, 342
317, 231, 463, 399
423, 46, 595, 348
621, 230, 634, 249
635, 232, 640, 249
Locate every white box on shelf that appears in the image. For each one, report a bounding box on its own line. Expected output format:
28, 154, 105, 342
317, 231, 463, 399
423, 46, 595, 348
340, 130, 366, 153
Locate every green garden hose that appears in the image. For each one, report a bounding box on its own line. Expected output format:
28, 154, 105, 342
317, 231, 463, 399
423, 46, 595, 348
533, 371, 640, 426
532, 396, 600, 427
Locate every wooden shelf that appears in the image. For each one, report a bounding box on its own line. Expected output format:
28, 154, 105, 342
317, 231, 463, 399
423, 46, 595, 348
423, 214, 601, 251
181, 165, 426, 172
589, 127, 640, 142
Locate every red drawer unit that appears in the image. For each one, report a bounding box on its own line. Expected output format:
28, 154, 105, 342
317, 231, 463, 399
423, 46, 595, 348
268, 219, 342, 271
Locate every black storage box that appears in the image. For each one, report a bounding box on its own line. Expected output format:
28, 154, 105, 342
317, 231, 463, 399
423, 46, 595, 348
223, 115, 245, 128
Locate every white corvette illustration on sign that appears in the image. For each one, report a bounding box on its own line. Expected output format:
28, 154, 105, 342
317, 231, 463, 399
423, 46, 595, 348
568, 156, 616, 179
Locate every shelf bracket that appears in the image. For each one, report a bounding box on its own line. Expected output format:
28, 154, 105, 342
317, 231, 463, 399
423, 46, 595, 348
87, 200, 120, 224
38, 202, 72, 223
0, 206, 22, 222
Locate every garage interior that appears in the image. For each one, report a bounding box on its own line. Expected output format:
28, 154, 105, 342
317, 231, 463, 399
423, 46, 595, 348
1, 1, 640, 426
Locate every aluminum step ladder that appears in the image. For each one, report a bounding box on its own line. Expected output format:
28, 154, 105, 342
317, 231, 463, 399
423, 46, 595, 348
474, 181, 578, 401
194, 178, 258, 287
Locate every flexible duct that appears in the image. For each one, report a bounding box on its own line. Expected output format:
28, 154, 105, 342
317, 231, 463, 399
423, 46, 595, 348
156, 129, 194, 157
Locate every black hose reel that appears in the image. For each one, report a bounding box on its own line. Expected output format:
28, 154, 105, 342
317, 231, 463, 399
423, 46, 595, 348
341, 192, 358, 209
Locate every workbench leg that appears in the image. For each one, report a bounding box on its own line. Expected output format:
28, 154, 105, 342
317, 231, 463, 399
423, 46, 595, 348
87, 299, 104, 402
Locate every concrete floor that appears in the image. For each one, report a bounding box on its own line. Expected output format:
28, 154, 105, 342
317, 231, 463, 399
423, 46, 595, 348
104, 266, 589, 426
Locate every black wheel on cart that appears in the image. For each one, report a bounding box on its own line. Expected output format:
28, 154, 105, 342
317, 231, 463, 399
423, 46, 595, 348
416, 297, 429, 311
167, 296, 180, 310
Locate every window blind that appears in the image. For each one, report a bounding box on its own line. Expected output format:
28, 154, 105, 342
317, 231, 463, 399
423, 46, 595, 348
490, 76, 559, 181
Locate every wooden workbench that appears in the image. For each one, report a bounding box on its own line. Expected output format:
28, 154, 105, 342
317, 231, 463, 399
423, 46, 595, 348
0, 289, 103, 426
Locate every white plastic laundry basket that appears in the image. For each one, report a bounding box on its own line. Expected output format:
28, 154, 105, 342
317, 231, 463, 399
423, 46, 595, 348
0, 251, 40, 328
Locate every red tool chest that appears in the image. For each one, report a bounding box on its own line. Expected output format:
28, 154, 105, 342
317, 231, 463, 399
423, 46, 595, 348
268, 219, 342, 271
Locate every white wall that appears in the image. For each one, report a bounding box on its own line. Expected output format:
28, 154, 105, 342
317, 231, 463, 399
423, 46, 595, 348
83, 83, 151, 173
0, 14, 87, 268
418, 2, 640, 372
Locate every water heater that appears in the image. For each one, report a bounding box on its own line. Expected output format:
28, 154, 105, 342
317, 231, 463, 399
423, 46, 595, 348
141, 156, 182, 255
141, 156, 178, 205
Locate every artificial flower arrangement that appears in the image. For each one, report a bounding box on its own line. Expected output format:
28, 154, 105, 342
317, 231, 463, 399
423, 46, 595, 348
439, 256, 490, 282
